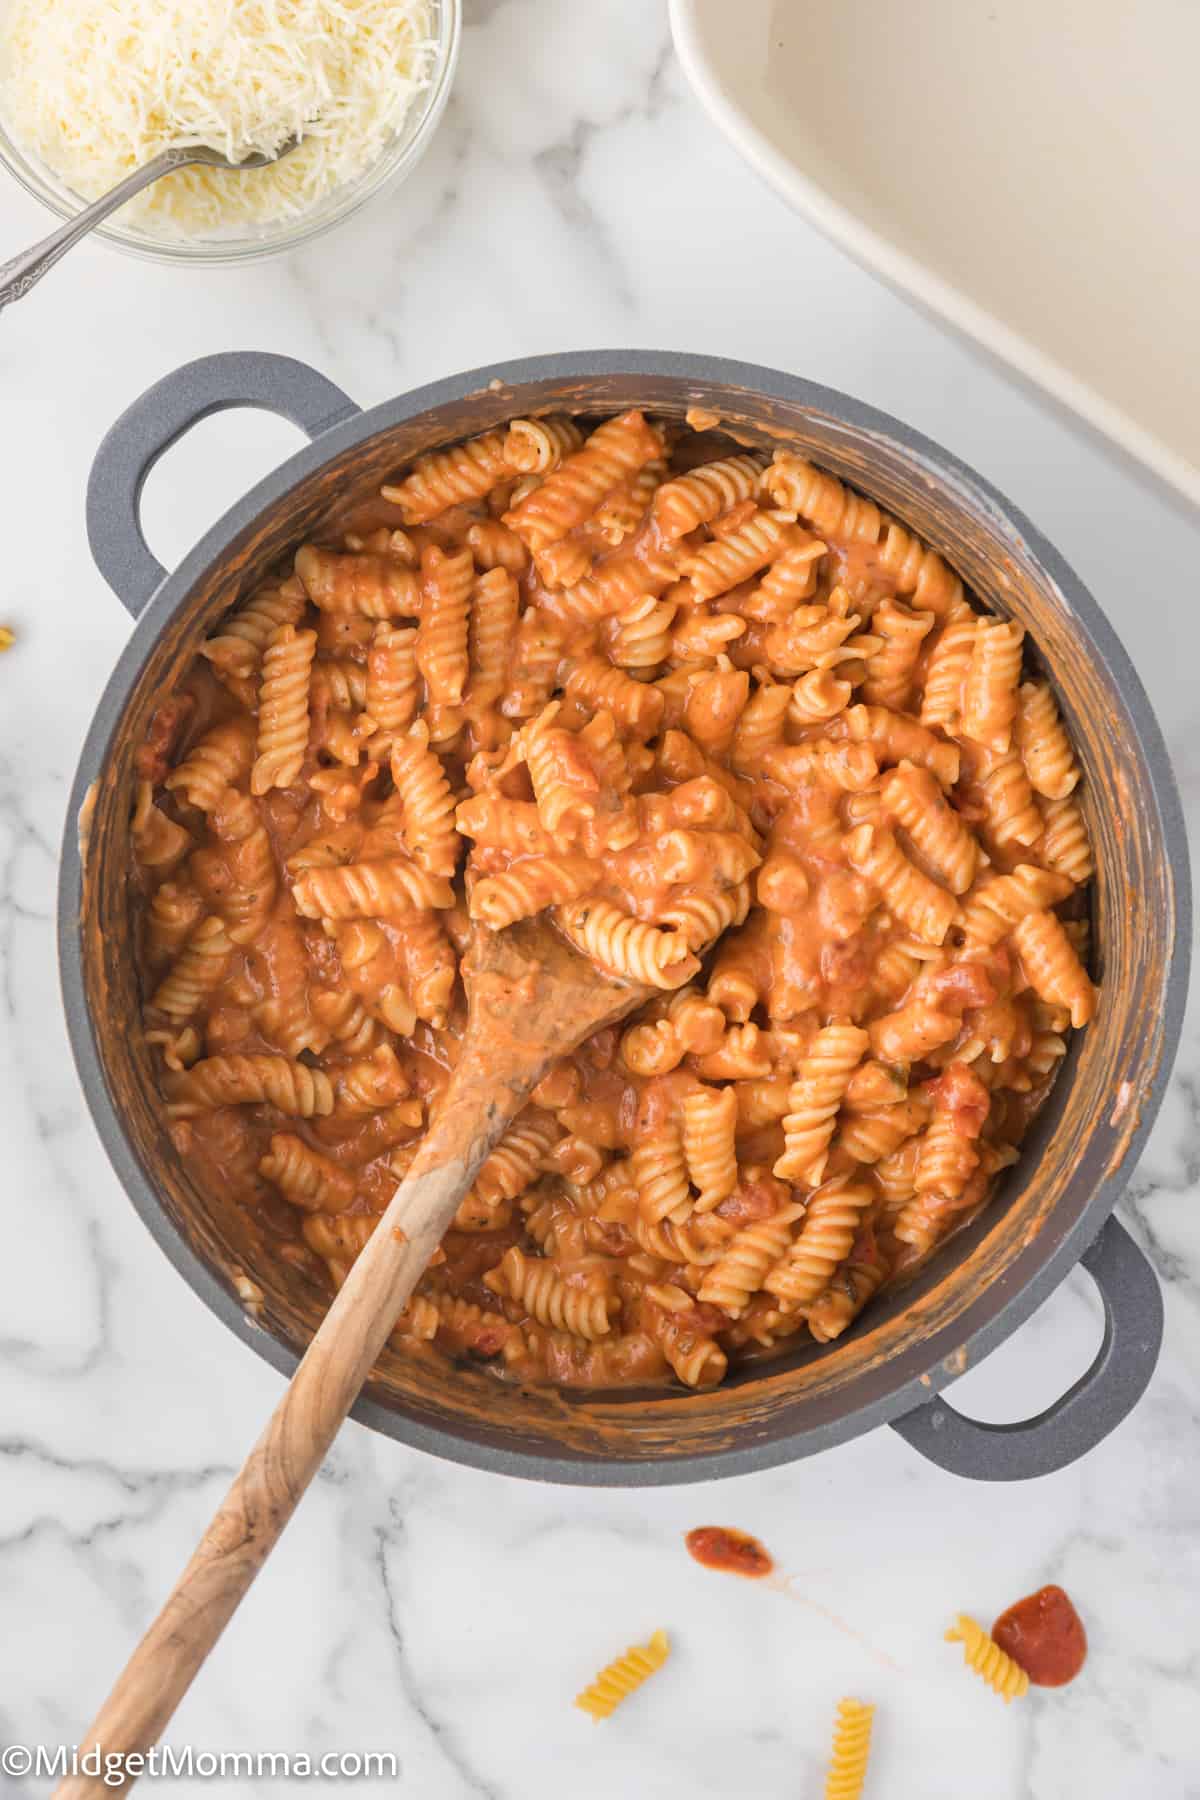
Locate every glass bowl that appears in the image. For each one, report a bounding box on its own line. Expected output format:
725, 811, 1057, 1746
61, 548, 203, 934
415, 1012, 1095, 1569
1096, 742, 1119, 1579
0, 0, 460, 266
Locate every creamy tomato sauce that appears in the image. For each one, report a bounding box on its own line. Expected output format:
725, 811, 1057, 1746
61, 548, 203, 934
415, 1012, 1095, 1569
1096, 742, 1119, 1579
130, 411, 1098, 1391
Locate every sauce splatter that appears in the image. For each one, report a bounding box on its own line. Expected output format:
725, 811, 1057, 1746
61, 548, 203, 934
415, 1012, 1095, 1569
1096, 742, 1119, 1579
992, 1584, 1087, 1687
685, 1526, 773, 1579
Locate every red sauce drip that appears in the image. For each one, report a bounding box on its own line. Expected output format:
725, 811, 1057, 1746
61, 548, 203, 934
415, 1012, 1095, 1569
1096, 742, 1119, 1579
992, 1584, 1087, 1687
685, 1526, 773, 1579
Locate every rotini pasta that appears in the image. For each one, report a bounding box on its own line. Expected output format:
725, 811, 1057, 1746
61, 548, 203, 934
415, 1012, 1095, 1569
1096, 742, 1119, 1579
1012, 908, 1097, 1027
862, 598, 933, 710
485, 1245, 615, 1339
251, 623, 317, 795
961, 618, 1025, 753
574, 1630, 670, 1720
945, 1614, 1030, 1702
294, 543, 419, 618
1016, 679, 1080, 799
163, 1054, 333, 1118
920, 605, 976, 731
845, 823, 958, 945
1037, 794, 1094, 884
381, 429, 510, 523
874, 517, 964, 616
807, 1232, 888, 1343
389, 722, 460, 877
502, 414, 583, 475
150, 915, 231, 1021
828, 704, 960, 787
879, 761, 978, 894
764, 452, 882, 547
145, 880, 206, 962
678, 509, 796, 600
751, 530, 827, 613
729, 681, 792, 772
207, 788, 276, 945
677, 634, 744, 694
681, 1084, 739, 1211
633, 1119, 691, 1227
978, 746, 1043, 850
958, 864, 1074, 948
504, 409, 665, 553
260, 1133, 356, 1214
365, 623, 419, 735
165, 718, 255, 812
609, 592, 677, 672
465, 519, 529, 574
592, 460, 666, 547
473, 1113, 561, 1207
290, 860, 453, 920
469, 854, 597, 928
131, 412, 1097, 1393
466, 566, 521, 720
789, 667, 853, 727
774, 1024, 870, 1185
823, 1697, 875, 1800
893, 1089, 985, 1258
199, 580, 306, 687
417, 544, 472, 709
564, 655, 665, 738
653, 453, 766, 537
697, 1203, 804, 1316
655, 1313, 727, 1387
763, 1177, 875, 1307
557, 899, 698, 989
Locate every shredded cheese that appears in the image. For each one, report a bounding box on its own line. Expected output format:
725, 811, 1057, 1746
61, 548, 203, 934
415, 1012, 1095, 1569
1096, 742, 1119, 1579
0, 0, 436, 239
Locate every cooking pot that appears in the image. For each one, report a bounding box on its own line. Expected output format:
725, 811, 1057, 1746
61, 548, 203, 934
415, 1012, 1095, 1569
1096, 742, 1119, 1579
62, 350, 1190, 1485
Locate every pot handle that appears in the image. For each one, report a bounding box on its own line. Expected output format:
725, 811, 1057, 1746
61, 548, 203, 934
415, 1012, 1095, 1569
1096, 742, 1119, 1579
890, 1215, 1162, 1480
87, 351, 361, 618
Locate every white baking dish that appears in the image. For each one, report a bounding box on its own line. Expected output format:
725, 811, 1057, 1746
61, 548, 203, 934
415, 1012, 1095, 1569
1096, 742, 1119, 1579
670, 0, 1200, 509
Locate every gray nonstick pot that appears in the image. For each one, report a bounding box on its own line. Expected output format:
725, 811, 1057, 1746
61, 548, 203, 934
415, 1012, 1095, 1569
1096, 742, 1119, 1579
61, 349, 1190, 1485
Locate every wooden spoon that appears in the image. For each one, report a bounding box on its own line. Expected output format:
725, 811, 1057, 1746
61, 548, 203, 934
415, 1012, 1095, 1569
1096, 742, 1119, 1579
57, 919, 648, 1798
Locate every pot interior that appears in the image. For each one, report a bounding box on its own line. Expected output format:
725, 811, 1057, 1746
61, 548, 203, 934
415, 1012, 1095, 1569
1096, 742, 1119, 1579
72, 367, 1180, 1475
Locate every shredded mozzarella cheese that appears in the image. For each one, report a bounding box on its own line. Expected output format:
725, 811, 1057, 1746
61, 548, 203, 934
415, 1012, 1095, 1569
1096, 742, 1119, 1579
0, 0, 435, 239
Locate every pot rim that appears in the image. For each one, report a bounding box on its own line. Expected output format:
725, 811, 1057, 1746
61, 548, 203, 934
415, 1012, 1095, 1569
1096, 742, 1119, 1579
59, 349, 1192, 1485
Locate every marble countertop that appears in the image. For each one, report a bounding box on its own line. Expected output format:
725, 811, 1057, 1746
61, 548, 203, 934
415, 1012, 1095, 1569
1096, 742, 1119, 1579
1, 3, 1197, 1795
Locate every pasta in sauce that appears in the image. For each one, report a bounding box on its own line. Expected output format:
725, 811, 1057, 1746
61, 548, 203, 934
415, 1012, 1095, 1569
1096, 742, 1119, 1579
131, 410, 1097, 1390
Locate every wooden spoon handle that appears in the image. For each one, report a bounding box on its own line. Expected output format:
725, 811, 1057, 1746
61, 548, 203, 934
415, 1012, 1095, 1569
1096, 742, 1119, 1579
56, 1074, 525, 1798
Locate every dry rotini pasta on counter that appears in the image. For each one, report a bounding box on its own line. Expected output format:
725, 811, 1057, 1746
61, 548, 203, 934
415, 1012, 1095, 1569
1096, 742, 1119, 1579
130, 407, 1098, 1391
574, 1628, 671, 1721
824, 1696, 875, 1799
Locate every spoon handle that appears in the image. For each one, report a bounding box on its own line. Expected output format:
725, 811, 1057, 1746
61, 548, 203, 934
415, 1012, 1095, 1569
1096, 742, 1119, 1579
0, 148, 198, 310
52, 1064, 529, 1798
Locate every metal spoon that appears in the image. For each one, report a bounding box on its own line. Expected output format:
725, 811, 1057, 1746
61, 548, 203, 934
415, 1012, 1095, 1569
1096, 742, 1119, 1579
0, 137, 301, 310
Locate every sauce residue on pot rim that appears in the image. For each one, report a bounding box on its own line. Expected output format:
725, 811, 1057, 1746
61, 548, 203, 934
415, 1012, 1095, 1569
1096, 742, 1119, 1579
685, 1526, 774, 1579
992, 1583, 1087, 1687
